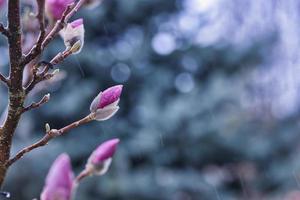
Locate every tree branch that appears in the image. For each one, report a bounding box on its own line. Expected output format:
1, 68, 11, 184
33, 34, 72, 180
0, 74, 9, 86
0, 23, 9, 37
74, 169, 91, 183
25, 48, 73, 94
22, 93, 50, 113
41, 4, 74, 49
32, 0, 46, 56
0, 0, 93, 187
0, 0, 24, 187
22, 0, 87, 66
7, 0, 23, 84
6, 114, 94, 166
65, 0, 86, 22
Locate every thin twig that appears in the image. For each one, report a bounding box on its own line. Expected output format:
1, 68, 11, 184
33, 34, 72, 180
22, 6, 69, 64
0, 74, 9, 86
23, 0, 86, 65
50, 48, 73, 65
41, 3, 74, 49
0, 24, 9, 37
75, 169, 91, 183
72, 168, 91, 198
25, 49, 73, 94
6, 114, 94, 166
34, 0, 46, 54
65, 0, 86, 22
22, 93, 50, 112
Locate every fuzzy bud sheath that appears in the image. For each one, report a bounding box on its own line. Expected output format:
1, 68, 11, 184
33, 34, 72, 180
61, 18, 85, 54
40, 154, 74, 200
90, 85, 123, 121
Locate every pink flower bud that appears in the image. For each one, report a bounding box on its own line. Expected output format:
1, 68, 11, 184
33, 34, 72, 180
45, 0, 75, 20
90, 85, 123, 121
0, 0, 5, 9
41, 154, 74, 200
86, 138, 120, 175
61, 18, 85, 54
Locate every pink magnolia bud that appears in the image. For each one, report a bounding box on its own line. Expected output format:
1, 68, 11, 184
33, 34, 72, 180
90, 85, 123, 121
41, 154, 74, 200
86, 138, 120, 175
61, 18, 85, 54
45, 0, 75, 20
0, 0, 5, 9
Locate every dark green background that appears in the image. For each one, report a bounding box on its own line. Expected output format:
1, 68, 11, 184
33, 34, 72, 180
1, 0, 300, 199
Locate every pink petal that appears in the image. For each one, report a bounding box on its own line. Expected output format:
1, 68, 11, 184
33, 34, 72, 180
98, 85, 123, 109
90, 138, 120, 164
41, 154, 74, 200
0, 0, 5, 9
70, 18, 83, 28
46, 0, 75, 20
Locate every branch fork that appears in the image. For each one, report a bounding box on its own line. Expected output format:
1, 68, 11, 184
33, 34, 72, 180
0, 23, 9, 37
0, 0, 92, 188
22, 93, 50, 113
0, 74, 10, 86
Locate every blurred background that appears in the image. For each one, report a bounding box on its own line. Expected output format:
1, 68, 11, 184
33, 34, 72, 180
1, 0, 300, 199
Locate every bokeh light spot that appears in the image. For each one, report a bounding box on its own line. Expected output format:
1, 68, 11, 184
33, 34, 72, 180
152, 32, 176, 55
175, 72, 195, 93
111, 63, 131, 83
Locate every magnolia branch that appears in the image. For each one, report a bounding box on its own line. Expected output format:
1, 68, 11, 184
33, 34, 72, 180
0, 23, 8, 37
25, 49, 73, 94
6, 114, 94, 166
23, 0, 86, 65
40, 3, 74, 50
22, 7, 68, 65
65, 0, 86, 21
74, 169, 91, 183
0, 74, 9, 85
34, 0, 46, 54
22, 93, 50, 112
0, 0, 24, 187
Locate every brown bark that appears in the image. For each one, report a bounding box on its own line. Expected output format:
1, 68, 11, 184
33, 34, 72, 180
0, 164, 7, 187
0, 0, 24, 187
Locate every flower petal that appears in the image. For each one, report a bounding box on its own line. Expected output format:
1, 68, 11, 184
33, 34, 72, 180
94, 106, 119, 121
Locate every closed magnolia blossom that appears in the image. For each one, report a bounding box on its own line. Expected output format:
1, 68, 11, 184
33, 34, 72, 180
41, 154, 74, 200
86, 138, 120, 175
45, 0, 75, 20
90, 85, 123, 121
61, 18, 85, 54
